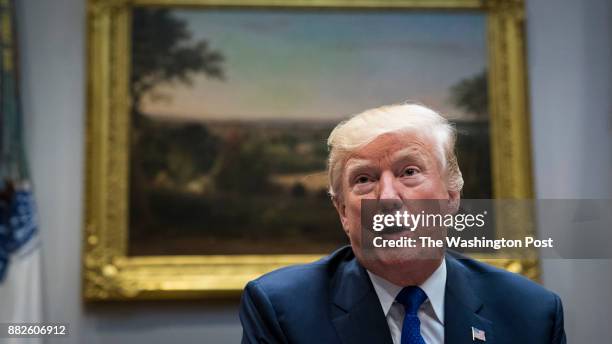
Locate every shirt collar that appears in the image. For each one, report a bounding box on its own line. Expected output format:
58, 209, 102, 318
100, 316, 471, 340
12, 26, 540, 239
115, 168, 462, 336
367, 257, 446, 325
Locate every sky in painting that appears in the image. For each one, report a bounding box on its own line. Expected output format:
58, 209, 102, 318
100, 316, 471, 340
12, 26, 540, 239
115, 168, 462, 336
140, 9, 487, 122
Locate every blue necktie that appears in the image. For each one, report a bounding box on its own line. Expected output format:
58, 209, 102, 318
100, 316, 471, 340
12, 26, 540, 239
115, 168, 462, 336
395, 286, 427, 344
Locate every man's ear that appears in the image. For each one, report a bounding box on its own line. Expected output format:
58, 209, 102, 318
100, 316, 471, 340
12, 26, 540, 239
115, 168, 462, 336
332, 196, 350, 236
447, 189, 460, 214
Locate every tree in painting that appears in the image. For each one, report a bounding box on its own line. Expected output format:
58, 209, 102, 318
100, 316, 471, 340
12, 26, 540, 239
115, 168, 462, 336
131, 8, 224, 113
129, 8, 225, 235
450, 70, 488, 120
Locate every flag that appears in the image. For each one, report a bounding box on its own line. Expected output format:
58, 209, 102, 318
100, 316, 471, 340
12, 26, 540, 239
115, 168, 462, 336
471, 326, 486, 342
0, 0, 43, 343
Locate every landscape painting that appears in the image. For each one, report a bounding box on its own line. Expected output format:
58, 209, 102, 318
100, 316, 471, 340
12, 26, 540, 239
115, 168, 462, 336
127, 8, 490, 256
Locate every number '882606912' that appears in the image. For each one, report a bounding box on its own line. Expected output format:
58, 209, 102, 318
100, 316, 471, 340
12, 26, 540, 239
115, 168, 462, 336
3, 324, 68, 337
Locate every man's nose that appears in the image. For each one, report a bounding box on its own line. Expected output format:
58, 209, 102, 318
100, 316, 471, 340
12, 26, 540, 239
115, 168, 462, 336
378, 171, 403, 213
379, 171, 400, 199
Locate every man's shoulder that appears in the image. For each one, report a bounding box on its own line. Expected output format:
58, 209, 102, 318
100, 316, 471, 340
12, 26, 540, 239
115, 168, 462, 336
447, 251, 565, 342
448, 250, 560, 305
250, 246, 353, 289
239, 248, 355, 342
246, 245, 354, 301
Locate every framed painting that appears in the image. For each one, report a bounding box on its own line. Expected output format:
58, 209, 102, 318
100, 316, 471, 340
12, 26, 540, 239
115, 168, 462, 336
84, 0, 536, 300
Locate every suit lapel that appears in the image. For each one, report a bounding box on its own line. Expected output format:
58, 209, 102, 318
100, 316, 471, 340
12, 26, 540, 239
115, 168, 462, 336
445, 254, 494, 344
330, 257, 394, 344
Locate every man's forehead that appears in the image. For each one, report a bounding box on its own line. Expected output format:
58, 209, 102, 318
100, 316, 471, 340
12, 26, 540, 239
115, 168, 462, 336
345, 146, 432, 173
348, 133, 432, 161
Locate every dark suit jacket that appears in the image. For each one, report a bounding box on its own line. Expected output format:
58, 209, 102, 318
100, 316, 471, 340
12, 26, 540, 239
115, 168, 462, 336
239, 246, 566, 344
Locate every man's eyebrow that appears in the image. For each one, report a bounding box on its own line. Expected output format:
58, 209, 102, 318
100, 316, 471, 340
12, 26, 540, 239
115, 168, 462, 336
344, 159, 375, 174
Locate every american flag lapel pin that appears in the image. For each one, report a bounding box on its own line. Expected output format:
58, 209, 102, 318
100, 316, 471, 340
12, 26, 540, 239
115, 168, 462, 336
471, 326, 486, 342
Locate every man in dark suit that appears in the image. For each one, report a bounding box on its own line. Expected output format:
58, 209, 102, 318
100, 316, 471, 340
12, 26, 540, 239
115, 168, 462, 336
239, 103, 566, 344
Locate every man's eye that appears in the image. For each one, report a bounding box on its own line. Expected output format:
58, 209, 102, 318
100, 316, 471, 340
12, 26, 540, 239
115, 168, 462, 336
402, 168, 419, 176
355, 175, 372, 184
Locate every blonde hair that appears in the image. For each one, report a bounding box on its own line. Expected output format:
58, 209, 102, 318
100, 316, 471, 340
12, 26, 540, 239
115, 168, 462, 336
327, 102, 463, 200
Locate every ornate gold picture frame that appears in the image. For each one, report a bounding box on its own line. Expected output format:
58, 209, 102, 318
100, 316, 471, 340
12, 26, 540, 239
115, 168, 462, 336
84, 0, 536, 301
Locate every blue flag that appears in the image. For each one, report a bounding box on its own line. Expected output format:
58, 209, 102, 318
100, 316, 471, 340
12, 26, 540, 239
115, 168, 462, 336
0, 1, 42, 333
0, 0, 39, 282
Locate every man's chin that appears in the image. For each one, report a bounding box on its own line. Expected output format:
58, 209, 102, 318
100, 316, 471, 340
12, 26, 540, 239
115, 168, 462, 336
358, 246, 444, 268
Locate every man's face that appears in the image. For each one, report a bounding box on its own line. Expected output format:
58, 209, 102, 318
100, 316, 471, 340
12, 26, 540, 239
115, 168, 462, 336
334, 132, 459, 276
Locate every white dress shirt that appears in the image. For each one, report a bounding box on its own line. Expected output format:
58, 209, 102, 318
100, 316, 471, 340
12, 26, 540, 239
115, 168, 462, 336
367, 258, 446, 344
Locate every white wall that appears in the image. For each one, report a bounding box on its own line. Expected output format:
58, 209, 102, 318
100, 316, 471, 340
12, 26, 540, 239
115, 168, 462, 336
526, 0, 612, 342
16, 0, 611, 343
